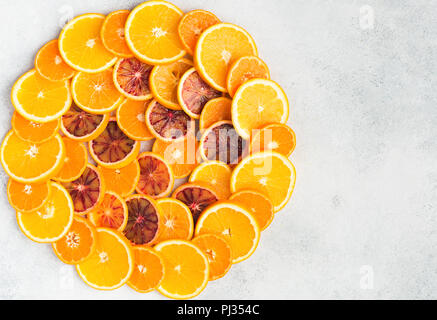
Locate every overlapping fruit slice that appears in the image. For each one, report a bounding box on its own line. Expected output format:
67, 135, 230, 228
1, 131, 65, 183
88, 191, 128, 232
54, 137, 88, 182
89, 120, 140, 169
195, 201, 260, 263
99, 160, 140, 198
101, 10, 133, 58
250, 123, 296, 157
61, 104, 109, 142
199, 120, 246, 165
189, 161, 232, 199
113, 57, 153, 100
16, 182, 74, 243
172, 182, 219, 223
145, 100, 194, 142
7, 179, 50, 213
128, 246, 165, 293
52, 216, 96, 264
116, 99, 154, 141
11, 112, 60, 144
199, 97, 232, 130
76, 228, 133, 290
178, 67, 222, 119
62, 164, 105, 214
155, 240, 209, 299
136, 152, 174, 199
155, 198, 194, 242
34, 39, 75, 81
123, 194, 160, 245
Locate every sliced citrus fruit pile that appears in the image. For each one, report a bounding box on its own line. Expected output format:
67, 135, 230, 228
3, 0, 297, 299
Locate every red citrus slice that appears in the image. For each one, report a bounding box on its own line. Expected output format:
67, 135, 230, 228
88, 191, 128, 232
172, 182, 219, 223
199, 120, 246, 165
62, 164, 105, 214
113, 57, 153, 100
136, 152, 174, 199
123, 194, 160, 245
89, 119, 140, 169
145, 99, 194, 142
177, 67, 222, 119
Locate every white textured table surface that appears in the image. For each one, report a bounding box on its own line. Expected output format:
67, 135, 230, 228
0, 0, 436, 300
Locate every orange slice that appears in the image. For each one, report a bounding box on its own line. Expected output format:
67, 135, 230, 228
113, 57, 153, 100
229, 189, 274, 231
88, 191, 128, 232
11, 69, 71, 123
76, 228, 133, 290
7, 179, 50, 213
195, 23, 258, 92
11, 112, 60, 144
125, 1, 186, 65
116, 99, 154, 141
89, 120, 141, 169
62, 164, 105, 215
232, 78, 289, 140
177, 67, 222, 119
101, 10, 133, 58
54, 137, 88, 182
128, 246, 164, 293
99, 160, 140, 197
59, 13, 117, 73
149, 58, 193, 110
199, 97, 232, 130
178, 9, 220, 56
34, 39, 75, 81
226, 55, 270, 97
61, 105, 110, 142
52, 216, 97, 264
155, 198, 194, 242
250, 123, 296, 157
136, 152, 174, 198
16, 182, 74, 243
189, 161, 232, 199
1, 131, 65, 184
152, 136, 197, 179
195, 201, 260, 263
230, 151, 296, 212
155, 240, 209, 299
192, 234, 232, 281
71, 69, 123, 114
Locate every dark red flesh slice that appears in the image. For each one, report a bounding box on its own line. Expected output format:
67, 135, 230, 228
181, 70, 221, 116
174, 185, 218, 223
148, 101, 192, 140
137, 155, 171, 198
91, 121, 136, 163
116, 57, 152, 97
62, 104, 105, 138
124, 197, 159, 245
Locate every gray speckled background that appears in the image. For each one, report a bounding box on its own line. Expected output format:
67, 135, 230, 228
0, 0, 436, 300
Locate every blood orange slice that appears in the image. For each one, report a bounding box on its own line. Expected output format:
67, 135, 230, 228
89, 120, 140, 169
123, 194, 160, 245
113, 57, 153, 100
172, 182, 219, 223
145, 99, 194, 142
62, 164, 105, 215
88, 191, 128, 232
136, 152, 174, 199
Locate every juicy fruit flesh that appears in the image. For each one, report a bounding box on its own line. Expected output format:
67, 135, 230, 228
62, 105, 105, 138
137, 155, 171, 197
91, 193, 126, 230
174, 186, 218, 223
116, 57, 152, 97
124, 197, 159, 245
148, 101, 192, 140
91, 121, 136, 163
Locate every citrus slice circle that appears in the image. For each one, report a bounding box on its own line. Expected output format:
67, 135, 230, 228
11, 69, 72, 123
88, 191, 128, 232
136, 152, 174, 199
189, 161, 232, 199
192, 234, 232, 280
76, 228, 133, 290
7, 179, 50, 213
155, 240, 209, 299
232, 78, 289, 140
155, 198, 194, 242
194, 23, 258, 92
89, 120, 141, 169
128, 246, 165, 293
99, 160, 140, 198
116, 99, 154, 141
101, 10, 133, 58
230, 151, 296, 212
124, 194, 161, 245
177, 67, 222, 119
52, 216, 97, 264
16, 182, 74, 243
199, 97, 232, 131
113, 57, 153, 100
250, 123, 296, 157
59, 13, 117, 73
11, 112, 60, 144
195, 201, 260, 263
54, 137, 88, 182
125, 1, 186, 65
1, 131, 65, 184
